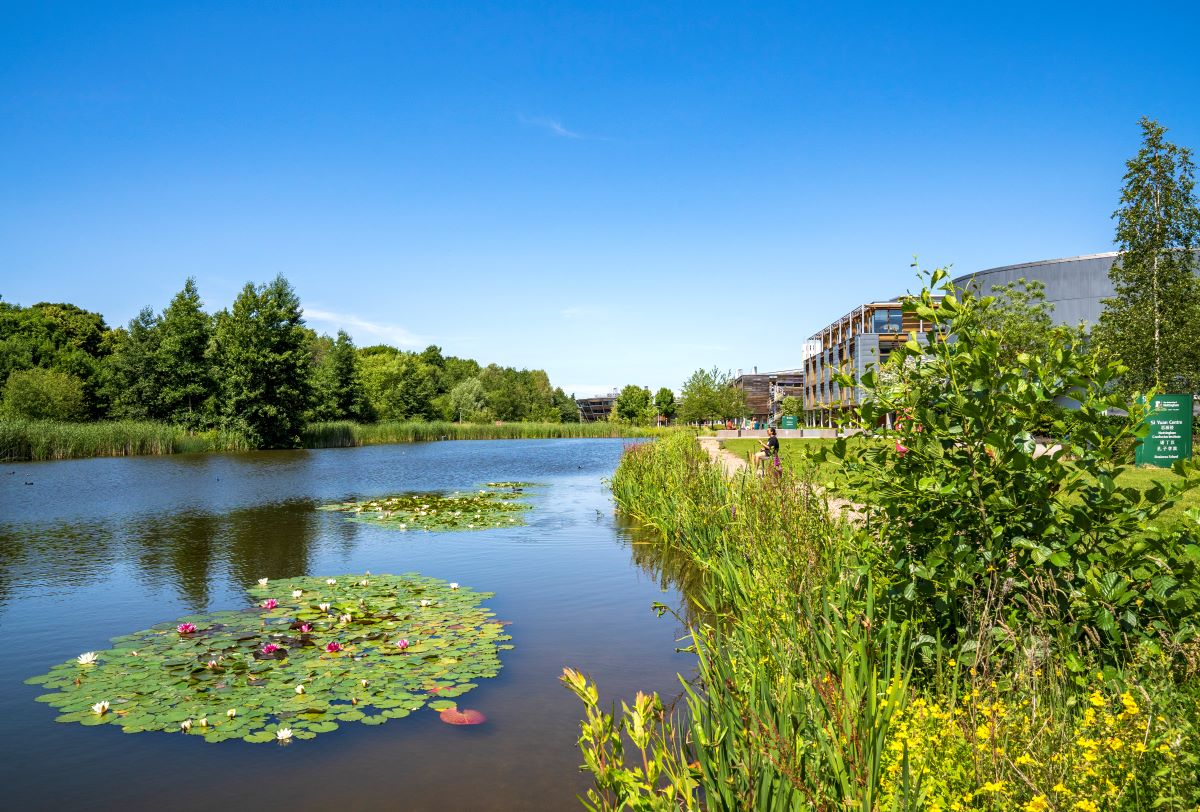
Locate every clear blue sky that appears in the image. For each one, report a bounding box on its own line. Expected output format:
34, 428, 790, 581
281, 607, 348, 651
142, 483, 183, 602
3, 1, 1198, 397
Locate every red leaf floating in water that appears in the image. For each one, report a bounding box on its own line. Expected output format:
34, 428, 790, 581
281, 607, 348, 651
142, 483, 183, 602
439, 708, 486, 725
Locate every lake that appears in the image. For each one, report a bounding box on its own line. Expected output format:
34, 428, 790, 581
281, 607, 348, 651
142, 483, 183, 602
0, 439, 691, 811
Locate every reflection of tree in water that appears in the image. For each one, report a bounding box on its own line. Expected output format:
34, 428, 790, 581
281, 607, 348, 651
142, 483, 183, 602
128, 512, 223, 609
0, 523, 118, 614
226, 500, 321, 590
614, 512, 704, 627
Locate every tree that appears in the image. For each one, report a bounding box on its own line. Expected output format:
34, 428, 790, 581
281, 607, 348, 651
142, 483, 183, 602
0, 300, 113, 417
678, 367, 747, 424
975, 277, 1063, 365
553, 387, 580, 423
780, 395, 802, 419
211, 276, 313, 448
157, 278, 213, 428
359, 347, 437, 421
1094, 117, 1200, 395
613, 385, 652, 423
449, 377, 488, 422
105, 307, 163, 420
1, 368, 87, 421
654, 387, 677, 420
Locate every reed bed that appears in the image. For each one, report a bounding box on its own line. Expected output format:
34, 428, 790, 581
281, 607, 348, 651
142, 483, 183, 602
0, 420, 252, 461
302, 420, 661, 447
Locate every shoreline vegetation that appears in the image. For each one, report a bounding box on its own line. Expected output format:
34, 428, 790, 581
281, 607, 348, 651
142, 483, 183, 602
0, 418, 663, 462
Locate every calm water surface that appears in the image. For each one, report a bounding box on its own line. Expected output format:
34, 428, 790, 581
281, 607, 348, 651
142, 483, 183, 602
0, 439, 691, 811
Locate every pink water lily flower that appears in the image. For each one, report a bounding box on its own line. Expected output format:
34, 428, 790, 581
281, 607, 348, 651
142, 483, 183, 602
261, 598, 279, 610
299, 624, 312, 633
325, 641, 343, 653
177, 623, 197, 634
261, 643, 281, 655
395, 638, 410, 651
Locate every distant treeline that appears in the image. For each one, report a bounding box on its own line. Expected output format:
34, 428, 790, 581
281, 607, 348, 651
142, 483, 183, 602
0, 276, 581, 449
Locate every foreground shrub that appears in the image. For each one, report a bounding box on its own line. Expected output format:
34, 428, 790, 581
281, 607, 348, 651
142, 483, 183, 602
828, 267, 1200, 666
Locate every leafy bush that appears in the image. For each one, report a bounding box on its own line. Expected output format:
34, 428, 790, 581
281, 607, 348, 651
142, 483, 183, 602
828, 267, 1200, 665
1, 368, 86, 421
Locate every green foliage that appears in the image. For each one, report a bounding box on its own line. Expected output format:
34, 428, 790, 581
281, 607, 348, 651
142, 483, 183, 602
677, 367, 747, 424
211, 276, 314, 448
302, 420, 662, 447
359, 346, 437, 421
976, 276, 1066, 365
320, 484, 535, 531
1, 367, 86, 421
157, 278, 214, 428
448, 376, 489, 422
27, 573, 511, 744
780, 394, 802, 418
0, 299, 113, 417
1094, 117, 1200, 395
571, 433, 912, 810
105, 307, 163, 421
554, 386, 581, 423
654, 387, 676, 420
828, 266, 1200, 662
309, 330, 366, 422
614, 385, 653, 424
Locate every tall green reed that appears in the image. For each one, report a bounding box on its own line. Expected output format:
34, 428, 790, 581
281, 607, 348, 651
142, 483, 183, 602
303, 420, 663, 447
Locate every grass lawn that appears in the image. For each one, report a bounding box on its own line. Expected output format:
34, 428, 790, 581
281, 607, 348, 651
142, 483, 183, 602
721, 438, 1198, 529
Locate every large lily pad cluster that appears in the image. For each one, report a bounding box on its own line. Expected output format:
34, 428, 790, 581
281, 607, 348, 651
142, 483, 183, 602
27, 574, 511, 744
319, 483, 538, 531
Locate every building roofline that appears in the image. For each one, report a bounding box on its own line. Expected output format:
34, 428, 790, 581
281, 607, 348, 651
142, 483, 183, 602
951, 252, 1118, 284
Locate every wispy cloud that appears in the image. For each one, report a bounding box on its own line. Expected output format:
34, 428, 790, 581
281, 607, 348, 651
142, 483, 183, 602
519, 114, 604, 140
303, 307, 426, 348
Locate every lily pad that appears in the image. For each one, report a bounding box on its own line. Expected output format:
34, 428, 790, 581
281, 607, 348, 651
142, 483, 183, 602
439, 707, 487, 725
319, 484, 540, 532
26, 573, 512, 744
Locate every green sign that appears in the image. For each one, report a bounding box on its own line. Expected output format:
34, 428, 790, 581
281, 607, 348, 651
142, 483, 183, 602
780, 415, 798, 429
1135, 394, 1194, 467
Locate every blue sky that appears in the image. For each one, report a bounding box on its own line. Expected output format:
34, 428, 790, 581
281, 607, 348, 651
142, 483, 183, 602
3, 1, 1198, 397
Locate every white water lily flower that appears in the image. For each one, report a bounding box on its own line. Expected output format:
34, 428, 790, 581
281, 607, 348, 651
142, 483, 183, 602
292, 589, 303, 599
294, 685, 305, 695
91, 701, 110, 715
319, 603, 331, 612
398, 524, 406, 530
360, 679, 369, 687
77, 651, 99, 665
257, 578, 269, 587
339, 613, 352, 623
326, 578, 337, 585
419, 599, 432, 608
180, 719, 192, 732
359, 579, 369, 587
276, 727, 293, 741
226, 708, 237, 718
198, 718, 208, 727
449, 582, 460, 590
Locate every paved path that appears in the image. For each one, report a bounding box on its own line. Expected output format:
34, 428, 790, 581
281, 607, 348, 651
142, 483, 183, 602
698, 436, 864, 522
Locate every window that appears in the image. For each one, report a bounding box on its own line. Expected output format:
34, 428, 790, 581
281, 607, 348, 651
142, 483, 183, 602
871, 308, 903, 334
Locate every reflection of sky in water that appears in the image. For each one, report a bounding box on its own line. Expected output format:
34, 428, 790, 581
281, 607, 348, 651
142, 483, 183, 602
0, 439, 690, 811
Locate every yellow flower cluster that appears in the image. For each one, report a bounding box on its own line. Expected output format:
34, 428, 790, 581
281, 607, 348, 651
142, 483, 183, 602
879, 677, 1190, 811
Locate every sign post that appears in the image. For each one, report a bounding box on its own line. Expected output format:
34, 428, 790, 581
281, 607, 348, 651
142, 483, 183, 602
780, 415, 798, 430
1135, 394, 1194, 467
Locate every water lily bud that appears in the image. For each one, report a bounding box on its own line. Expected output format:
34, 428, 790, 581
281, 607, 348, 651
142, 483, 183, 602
338, 613, 352, 624
295, 685, 305, 695
359, 579, 369, 587
207, 660, 218, 669
198, 718, 208, 727
227, 708, 237, 718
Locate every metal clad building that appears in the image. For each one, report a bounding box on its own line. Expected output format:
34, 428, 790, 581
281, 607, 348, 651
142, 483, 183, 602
952, 252, 1119, 327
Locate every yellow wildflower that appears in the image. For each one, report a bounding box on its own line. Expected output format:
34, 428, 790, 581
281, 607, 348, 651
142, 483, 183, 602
1088, 690, 1105, 707
1052, 782, 1070, 794
1074, 801, 1099, 812
1023, 796, 1050, 812
980, 781, 1005, 793
1014, 752, 1038, 767
1120, 691, 1139, 716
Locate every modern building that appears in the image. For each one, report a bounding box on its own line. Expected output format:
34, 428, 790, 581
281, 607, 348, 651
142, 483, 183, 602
952, 252, 1118, 327
576, 391, 618, 422
732, 371, 771, 424
768, 369, 805, 425
802, 301, 937, 427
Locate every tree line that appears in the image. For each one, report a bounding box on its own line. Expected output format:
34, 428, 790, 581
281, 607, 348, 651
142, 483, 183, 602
0, 276, 579, 447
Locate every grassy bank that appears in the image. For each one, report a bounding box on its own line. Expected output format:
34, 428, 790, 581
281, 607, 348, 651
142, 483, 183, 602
0, 418, 660, 461
565, 433, 1200, 810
